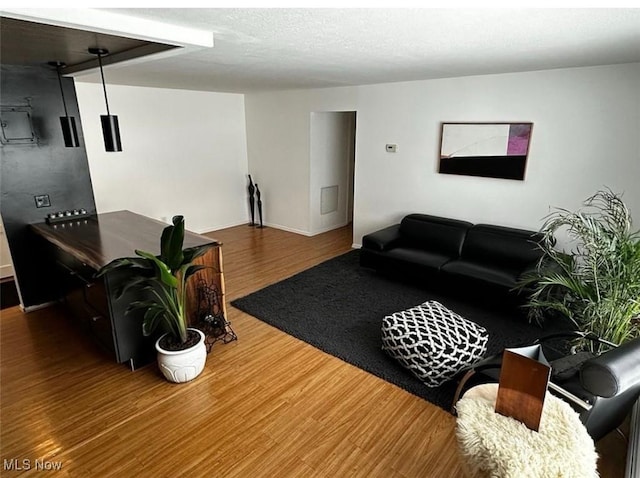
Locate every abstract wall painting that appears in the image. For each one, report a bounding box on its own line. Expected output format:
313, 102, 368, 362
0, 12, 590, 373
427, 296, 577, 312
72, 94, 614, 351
439, 122, 533, 180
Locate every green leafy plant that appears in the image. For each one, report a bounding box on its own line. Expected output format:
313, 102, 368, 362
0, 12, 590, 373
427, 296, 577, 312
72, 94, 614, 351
98, 215, 214, 346
521, 189, 640, 348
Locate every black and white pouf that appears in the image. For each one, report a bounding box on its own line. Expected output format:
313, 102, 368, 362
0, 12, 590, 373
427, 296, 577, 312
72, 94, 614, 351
381, 300, 488, 387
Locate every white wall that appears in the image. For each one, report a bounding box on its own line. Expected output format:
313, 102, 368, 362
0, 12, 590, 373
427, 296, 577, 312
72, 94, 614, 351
0, 217, 14, 279
75, 83, 249, 233
354, 63, 640, 246
244, 64, 640, 245
310, 111, 355, 234
245, 87, 358, 234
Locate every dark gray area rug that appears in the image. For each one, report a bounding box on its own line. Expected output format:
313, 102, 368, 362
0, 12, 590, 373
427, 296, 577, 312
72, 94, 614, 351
231, 250, 569, 412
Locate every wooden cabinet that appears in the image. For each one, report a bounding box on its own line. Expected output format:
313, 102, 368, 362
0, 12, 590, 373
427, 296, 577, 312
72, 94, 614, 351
31, 211, 225, 370
54, 248, 116, 357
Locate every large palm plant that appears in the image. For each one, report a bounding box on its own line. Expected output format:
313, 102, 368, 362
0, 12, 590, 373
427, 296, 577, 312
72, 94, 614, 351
521, 189, 640, 347
98, 215, 214, 347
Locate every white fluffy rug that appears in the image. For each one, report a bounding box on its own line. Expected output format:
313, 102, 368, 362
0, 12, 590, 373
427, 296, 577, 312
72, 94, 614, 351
455, 383, 599, 478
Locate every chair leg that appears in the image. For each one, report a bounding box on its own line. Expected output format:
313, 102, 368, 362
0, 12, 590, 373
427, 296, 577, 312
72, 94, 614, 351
451, 369, 477, 414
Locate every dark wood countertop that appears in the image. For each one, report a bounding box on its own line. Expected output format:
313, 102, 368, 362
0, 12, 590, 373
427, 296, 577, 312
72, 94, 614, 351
31, 210, 220, 271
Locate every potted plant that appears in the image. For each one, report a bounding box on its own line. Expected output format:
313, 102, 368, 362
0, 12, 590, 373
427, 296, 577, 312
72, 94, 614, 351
98, 215, 215, 382
520, 189, 640, 350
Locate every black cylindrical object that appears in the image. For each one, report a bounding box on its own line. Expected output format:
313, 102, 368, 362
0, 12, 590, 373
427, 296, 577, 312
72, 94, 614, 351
59, 115, 80, 148
101, 114, 122, 152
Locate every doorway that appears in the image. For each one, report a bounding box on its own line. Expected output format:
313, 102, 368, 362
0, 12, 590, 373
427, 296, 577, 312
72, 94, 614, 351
309, 111, 356, 235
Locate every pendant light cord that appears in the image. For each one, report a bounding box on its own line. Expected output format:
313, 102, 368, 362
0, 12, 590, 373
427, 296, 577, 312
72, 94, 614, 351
96, 52, 111, 116
55, 66, 70, 117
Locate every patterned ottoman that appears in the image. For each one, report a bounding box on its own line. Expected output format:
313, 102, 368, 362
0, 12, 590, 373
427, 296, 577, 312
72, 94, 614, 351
381, 300, 488, 387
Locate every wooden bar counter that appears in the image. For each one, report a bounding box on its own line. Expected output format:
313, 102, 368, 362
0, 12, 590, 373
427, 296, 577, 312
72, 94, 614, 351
31, 210, 225, 369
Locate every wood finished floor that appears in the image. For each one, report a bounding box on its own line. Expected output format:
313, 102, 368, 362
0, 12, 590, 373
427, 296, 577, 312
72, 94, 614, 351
0, 223, 626, 477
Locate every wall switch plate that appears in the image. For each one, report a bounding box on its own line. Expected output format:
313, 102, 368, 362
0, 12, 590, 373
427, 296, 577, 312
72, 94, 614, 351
34, 194, 51, 208
386, 144, 397, 153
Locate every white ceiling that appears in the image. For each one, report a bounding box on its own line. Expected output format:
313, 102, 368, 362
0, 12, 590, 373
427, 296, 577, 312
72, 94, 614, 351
19, 8, 640, 93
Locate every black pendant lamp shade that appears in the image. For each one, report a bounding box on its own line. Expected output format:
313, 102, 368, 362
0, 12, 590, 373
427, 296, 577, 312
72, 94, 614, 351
89, 48, 122, 152
101, 114, 121, 152
60, 116, 79, 147
49, 61, 80, 148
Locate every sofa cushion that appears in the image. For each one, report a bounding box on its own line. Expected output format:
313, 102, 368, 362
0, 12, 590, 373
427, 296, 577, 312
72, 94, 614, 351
385, 247, 452, 272
441, 259, 523, 289
399, 214, 472, 258
381, 300, 488, 387
459, 224, 544, 270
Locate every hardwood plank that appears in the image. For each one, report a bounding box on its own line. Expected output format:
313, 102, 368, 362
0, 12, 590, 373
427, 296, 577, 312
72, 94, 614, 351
0, 223, 626, 477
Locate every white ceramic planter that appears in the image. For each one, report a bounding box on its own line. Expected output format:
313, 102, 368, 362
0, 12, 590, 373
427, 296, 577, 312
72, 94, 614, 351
155, 328, 207, 383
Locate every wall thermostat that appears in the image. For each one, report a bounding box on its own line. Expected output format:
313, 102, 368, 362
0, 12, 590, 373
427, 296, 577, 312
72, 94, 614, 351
386, 144, 397, 153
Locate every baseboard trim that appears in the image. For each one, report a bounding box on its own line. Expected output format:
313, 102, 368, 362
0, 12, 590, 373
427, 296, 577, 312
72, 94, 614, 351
196, 220, 249, 235
626, 399, 640, 478
23, 301, 57, 313
263, 222, 313, 237
309, 221, 350, 236
0, 264, 14, 280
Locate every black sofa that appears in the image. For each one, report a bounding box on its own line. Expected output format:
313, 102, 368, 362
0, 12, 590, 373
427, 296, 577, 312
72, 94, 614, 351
360, 213, 545, 295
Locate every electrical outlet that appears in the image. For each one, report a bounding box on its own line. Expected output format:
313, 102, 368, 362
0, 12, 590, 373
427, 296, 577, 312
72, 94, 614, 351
34, 194, 51, 208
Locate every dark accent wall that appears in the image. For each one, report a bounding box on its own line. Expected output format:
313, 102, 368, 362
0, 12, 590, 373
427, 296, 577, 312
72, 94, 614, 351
0, 64, 97, 307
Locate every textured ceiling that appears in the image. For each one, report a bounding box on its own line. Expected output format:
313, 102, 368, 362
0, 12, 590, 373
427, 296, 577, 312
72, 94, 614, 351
10, 9, 640, 93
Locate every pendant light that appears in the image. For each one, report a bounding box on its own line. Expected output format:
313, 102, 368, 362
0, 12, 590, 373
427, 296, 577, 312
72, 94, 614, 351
49, 61, 80, 148
89, 47, 122, 152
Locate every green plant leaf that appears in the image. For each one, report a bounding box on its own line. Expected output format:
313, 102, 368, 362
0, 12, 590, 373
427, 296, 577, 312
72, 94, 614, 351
97, 257, 154, 277
183, 264, 208, 282
113, 275, 155, 300
125, 300, 159, 314
183, 243, 215, 264
135, 250, 178, 289
522, 188, 640, 346
142, 306, 166, 336
95, 215, 212, 346
160, 216, 185, 273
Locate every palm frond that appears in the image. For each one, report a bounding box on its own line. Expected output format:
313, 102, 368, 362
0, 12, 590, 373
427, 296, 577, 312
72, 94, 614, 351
522, 189, 640, 347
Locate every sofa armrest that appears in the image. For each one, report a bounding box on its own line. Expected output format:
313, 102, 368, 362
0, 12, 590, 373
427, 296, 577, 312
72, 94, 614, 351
581, 337, 640, 398
362, 224, 402, 252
